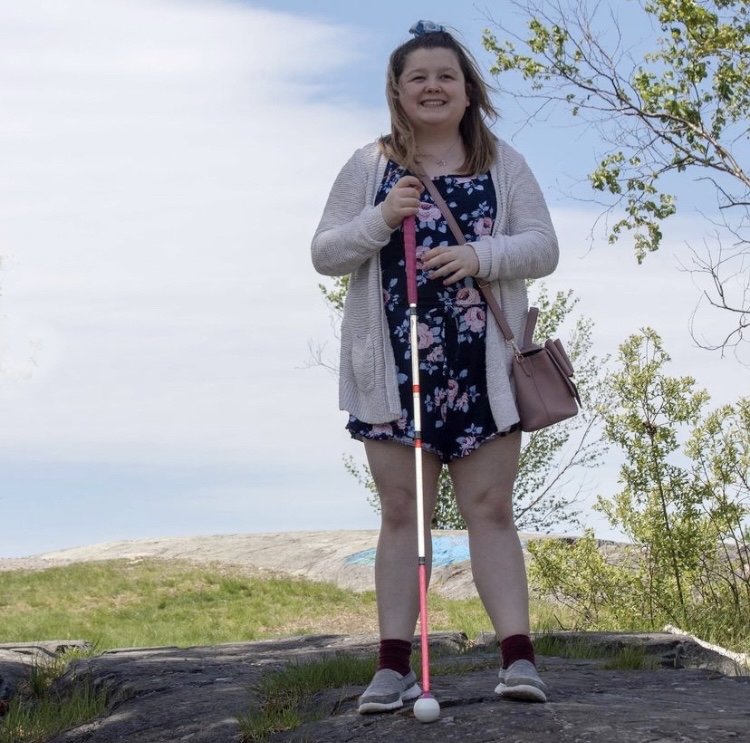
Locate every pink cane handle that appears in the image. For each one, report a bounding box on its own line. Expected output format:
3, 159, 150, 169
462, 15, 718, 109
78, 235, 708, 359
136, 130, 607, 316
403, 215, 417, 306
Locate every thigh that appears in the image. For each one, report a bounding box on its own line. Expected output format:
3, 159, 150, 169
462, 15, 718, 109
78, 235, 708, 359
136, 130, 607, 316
364, 439, 442, 516
448, 430, 522, 519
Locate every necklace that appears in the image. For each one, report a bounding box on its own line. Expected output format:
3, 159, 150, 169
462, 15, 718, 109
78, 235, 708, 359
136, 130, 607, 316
418, 137, 462, 167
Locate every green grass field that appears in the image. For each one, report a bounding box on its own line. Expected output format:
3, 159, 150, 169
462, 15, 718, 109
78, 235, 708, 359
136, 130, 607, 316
0, 557, 575, 651
1, 558, 562, 649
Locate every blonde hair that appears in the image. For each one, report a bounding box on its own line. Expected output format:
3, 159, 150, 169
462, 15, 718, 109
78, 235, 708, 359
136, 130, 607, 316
379, 29, 499, 175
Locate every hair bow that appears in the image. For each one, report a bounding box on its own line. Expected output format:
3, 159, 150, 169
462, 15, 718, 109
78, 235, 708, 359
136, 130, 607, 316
409, 20, 447, 36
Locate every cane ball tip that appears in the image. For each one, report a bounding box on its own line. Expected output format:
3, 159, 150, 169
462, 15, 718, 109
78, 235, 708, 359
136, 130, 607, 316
413, 694, 440, 723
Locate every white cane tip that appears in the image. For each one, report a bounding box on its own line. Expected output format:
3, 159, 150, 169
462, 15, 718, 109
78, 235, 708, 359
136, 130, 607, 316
413, 694, 440, 723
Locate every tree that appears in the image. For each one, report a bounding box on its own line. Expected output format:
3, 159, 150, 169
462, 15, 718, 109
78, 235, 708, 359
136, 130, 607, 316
484, 0, 750, 353
529, 329, 750, 646
319, 275, 609, 532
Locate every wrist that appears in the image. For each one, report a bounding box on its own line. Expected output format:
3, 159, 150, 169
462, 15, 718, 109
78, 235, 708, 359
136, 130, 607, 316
381, 204, 401, 230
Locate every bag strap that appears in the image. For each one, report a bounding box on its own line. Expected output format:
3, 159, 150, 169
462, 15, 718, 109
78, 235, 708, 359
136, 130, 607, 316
417, 174, 522, 346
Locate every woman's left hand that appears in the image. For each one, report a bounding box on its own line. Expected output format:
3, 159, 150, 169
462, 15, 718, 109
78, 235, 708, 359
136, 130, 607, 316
423, 244, 479, 285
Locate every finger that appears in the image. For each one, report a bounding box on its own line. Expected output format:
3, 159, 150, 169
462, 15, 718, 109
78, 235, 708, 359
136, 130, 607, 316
430, 259, 460, 279
396, 192, 422, 208
423, 247, 449, 266
443, 264, 471, 285
398, 175, 425, 191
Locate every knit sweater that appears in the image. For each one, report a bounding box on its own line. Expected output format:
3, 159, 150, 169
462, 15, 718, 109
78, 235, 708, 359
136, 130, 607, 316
311, 139, 559, 431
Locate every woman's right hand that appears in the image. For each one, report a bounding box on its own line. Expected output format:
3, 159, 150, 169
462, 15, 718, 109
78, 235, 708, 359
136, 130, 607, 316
381, 176, 424, 229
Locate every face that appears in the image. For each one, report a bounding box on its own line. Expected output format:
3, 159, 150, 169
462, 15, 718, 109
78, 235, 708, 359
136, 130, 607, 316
397, 47, 470, 135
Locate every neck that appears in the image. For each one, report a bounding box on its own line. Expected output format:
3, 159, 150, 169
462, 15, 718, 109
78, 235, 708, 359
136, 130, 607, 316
415, 131, 462, 151
414, 133, 465, 175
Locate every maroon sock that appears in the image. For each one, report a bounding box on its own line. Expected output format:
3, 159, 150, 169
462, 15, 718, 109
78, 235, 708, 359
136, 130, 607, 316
377, 639, 412, 676
500, 634, 536, 669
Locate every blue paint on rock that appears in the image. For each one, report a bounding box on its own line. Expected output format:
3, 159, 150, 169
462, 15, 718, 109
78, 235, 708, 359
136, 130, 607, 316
346, 534, 472, 567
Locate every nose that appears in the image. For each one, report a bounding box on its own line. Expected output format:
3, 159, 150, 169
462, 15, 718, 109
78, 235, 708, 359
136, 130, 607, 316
425, 78, 442, 92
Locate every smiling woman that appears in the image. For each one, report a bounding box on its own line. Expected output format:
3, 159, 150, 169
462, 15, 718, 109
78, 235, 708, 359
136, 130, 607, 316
311, 19, 558, 716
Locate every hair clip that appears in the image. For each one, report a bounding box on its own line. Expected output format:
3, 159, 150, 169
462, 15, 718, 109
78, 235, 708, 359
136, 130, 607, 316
409, 20, 447, 37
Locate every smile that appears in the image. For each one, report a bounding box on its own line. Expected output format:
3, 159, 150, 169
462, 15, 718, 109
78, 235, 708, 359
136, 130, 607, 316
421, 100, 446, 107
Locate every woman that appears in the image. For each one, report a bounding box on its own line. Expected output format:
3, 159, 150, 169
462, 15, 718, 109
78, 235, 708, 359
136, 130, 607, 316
311, 20, 559, 712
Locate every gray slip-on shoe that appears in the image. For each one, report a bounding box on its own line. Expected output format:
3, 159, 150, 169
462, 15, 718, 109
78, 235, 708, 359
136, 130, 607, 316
358, 668, 422, 714
495, 659, 547, 702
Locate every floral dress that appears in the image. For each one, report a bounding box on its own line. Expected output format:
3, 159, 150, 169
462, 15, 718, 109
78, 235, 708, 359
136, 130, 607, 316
347, 160, 517, 463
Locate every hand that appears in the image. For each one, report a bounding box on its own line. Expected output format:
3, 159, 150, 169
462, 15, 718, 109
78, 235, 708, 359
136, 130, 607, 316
423, 244, 479, 286
381, 176, 424, 229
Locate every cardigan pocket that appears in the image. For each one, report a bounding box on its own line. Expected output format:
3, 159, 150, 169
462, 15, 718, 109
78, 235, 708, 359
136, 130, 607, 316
351, 334, 376, 393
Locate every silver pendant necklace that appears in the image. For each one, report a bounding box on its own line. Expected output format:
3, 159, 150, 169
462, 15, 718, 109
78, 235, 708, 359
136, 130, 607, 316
419, 137, 461, 168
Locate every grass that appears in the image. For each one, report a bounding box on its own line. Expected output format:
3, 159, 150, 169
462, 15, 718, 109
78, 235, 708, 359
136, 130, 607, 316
0, 560, 382, 649
533, 632, 657, 670
1, 559, 571, 650
0, 653, 109, 743
238, 654, 377, 743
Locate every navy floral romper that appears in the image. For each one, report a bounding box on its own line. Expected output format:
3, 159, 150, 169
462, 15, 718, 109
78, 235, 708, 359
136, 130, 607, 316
347, 161, 518, 463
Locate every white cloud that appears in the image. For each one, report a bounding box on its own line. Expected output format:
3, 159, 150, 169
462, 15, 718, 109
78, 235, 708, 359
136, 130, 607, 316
0, 0, 380, 468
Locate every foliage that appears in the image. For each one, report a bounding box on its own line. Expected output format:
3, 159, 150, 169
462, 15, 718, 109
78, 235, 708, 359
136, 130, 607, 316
484, 0, 750, 350
529, 532, 641, 629
328, 274, 608, 532
528, 329, 750, 651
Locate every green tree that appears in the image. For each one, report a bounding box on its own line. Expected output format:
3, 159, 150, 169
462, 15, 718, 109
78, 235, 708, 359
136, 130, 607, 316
484, 0, 750, 352
529, 329, 750, 647
596, 329, 713, 627
320, 275, 608, 532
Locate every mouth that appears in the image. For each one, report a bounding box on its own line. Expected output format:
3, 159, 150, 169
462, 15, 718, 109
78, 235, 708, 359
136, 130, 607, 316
420, 100, 446, 108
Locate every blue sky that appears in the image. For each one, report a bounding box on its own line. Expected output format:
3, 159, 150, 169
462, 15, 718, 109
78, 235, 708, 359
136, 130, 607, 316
0, 0, 746, 558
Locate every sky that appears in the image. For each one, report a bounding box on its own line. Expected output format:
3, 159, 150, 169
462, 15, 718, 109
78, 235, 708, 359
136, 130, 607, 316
0, 0, 747, 558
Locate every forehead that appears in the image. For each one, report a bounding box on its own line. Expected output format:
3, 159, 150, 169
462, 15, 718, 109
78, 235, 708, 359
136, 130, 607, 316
401, 47, 463, 76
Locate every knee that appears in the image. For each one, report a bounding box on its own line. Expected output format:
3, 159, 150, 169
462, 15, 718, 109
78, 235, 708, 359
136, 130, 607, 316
459, 488, 515, 530
379, 487, 417, 529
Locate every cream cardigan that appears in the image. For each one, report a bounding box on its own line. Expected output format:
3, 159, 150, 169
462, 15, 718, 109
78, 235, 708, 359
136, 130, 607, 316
311, 139, 559, 431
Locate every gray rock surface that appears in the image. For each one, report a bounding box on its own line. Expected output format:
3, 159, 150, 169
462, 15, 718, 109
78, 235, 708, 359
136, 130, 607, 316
5, 632, 742, 743
2, 533, 748, 742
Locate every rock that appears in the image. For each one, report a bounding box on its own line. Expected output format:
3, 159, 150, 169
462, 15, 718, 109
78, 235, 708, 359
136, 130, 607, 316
4, 531, 487, 598
0, 641, 92, 701
0, 632, 738, 743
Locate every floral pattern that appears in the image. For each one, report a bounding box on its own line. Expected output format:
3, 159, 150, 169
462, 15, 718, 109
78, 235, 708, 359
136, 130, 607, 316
346, 161, 517, 462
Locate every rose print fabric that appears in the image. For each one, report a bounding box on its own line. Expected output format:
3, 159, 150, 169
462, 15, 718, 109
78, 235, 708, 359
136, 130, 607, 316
346, 160, 518, 462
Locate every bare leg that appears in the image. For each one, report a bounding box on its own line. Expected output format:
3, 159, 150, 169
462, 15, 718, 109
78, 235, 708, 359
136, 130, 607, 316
448, 430, 529, 640
364, 439, 442, 641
